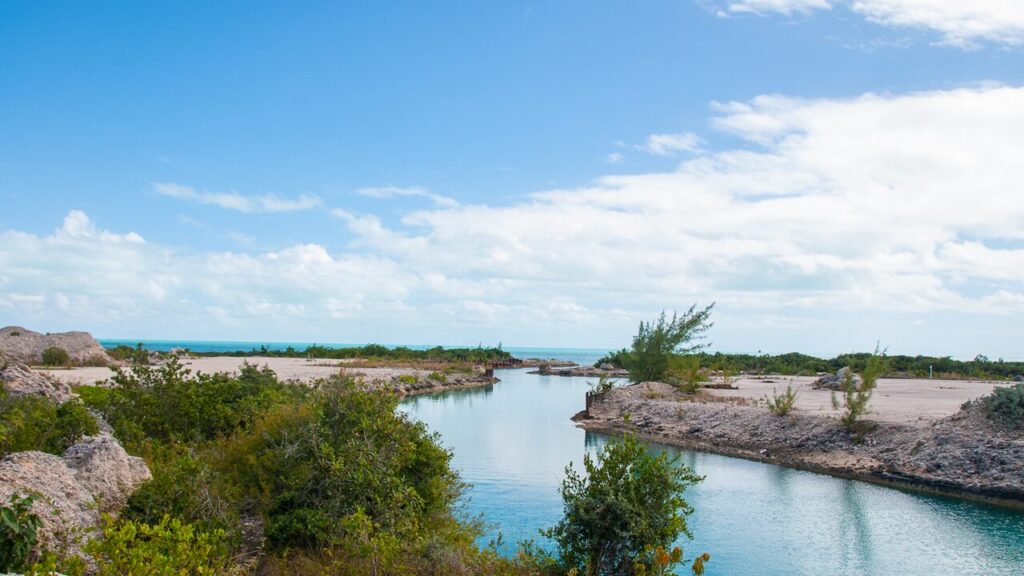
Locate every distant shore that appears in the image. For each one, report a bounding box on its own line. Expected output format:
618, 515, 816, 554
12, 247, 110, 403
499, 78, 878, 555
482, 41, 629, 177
575, 379, 1024, 507
40, 356, 501, 397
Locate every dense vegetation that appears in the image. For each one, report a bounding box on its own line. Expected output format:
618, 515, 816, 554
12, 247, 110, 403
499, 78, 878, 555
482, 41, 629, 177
598, 350, 1024, 381
0, 385, 98, 458
130, 343, 515, 364
4, 356, 710, 575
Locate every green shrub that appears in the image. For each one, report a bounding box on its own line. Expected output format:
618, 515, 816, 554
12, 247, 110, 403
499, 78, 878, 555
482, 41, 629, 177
626, 305, 714, 383
589, 374, 616, 396
766, 384, 798, 416
833, 352, 887, 431
666, 355, 707, 394
0, 390, 98, 458
984, 383, 1024, 429
220, 379, 463, 552
40, 347, 70, 367
95, 358, 301, 451
0, 494, 42, 573
84, 515, 234, 576
398, 374, 418, 385
543, 434, 706, 576
427, 371, 448, 383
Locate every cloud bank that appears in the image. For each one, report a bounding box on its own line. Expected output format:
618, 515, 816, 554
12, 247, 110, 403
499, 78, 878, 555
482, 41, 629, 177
719, 1, 1024, 47
3, 85, 1023, 354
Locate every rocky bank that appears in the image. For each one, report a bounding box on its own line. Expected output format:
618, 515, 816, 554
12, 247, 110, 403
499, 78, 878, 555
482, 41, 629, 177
576, 382, 1024, 505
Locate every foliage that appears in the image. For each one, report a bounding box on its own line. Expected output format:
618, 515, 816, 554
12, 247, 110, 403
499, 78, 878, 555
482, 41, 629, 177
0, 389, 98, 458
543, 434, 704, 576
983, 382, 1024, 429
678, 351, 1024, 380
0, 494, 42, 573
665, 355, 707, 394
83, 358, 302, 451
765, 384, 798, 416
156, 343, 514, 364
398, 374, 418, 385
220, 379, 463, 552
832, 352, 887, 431
626, 305, 714, 383
40, 346, 70, 367
83, 515, 234, 576
588, 375, 616, 396
106, 343, 151, 365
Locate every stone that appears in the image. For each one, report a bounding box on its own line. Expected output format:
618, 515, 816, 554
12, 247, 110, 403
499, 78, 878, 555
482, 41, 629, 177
0, 326, 112, 366
0, 362, 74, 404
62, 434, 152, 513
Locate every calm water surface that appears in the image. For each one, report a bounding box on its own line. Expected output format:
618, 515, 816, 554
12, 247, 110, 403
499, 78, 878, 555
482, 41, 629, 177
401, 369, 1024, 576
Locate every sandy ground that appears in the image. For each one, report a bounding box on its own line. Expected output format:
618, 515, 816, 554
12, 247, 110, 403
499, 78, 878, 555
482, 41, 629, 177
39, 356, 430, 386
705, 375, 1008, 426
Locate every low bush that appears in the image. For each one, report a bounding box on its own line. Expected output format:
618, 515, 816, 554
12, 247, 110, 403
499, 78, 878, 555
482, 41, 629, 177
40, 347, 70, 367
84, 515, 235, 576
0, 389, 98, 458
766, 384, 798, 416
983, 382, 1024, 429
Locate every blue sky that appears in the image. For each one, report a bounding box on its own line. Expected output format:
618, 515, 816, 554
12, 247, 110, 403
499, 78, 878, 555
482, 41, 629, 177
2, 1, 1024, 358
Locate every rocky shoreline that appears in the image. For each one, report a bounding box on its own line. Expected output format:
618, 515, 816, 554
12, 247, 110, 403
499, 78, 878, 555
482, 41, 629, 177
574, 382, 1024, 507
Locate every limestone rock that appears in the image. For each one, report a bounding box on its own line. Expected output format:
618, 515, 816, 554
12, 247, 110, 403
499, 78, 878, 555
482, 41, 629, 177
0, 451, 102, 559
0, 362, 75, 404
62, 434, 152, 513
0, 326, 111, 366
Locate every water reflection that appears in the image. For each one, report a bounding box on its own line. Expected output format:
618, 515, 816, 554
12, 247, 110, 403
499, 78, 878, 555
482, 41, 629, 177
403, 369, 1024, 575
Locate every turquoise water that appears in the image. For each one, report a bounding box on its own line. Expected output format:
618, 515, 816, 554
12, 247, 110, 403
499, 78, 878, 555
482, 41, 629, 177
97, 339, 610, 366
401, 369, 1024, 576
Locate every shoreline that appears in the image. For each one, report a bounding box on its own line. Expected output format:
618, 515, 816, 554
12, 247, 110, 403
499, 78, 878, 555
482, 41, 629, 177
574, 381, 1024, 509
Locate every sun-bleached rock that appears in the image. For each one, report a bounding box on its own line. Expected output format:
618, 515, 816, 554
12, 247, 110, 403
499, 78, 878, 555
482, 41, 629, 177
62, 434, 152, 513
0, 326, 111, 366
0, 362, 75, 404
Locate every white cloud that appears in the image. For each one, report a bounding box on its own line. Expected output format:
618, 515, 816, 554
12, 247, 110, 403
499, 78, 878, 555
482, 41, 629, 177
637, 132, 703, 156
355, 185, 459, 208
720, 0, 1024, 47
605, 152, 625, 164
155, 182, 321, 213
3, 85, 1024, 355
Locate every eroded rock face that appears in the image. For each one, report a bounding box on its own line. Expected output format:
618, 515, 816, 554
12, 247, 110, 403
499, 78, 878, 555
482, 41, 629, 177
0, 362, 75, 404
62, 434, 152, 513
0, 451, 102, 559
0, 326, 111, 366
0, 434, 152, 561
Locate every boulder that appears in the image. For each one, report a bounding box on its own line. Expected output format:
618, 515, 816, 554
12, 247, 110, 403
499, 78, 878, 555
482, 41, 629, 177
0, 362, 75, 404
0, 434, 152, 561
0, 451, 102, 559
812, 366, 862, 390
62, 434, 152, 513
0, 326, 111, 366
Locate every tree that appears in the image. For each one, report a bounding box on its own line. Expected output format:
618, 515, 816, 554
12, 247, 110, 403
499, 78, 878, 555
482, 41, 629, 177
832, 350, 887, 432
544, 434, 706, 576
628, 305, 714, 383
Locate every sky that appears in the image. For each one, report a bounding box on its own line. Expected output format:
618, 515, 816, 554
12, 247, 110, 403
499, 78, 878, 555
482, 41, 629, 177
1, 1, 1023, 358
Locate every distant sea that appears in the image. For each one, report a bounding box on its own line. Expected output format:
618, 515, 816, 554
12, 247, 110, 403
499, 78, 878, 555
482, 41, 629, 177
97, 339, 611, 367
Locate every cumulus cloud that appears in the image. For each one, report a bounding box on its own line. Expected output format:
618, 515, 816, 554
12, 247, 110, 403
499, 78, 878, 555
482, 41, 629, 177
356, 185, 459, 208
719, 0, 1024, 47
155, 182, 322, 213
3, 85, 1024, 354
637, 132, 703, 156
